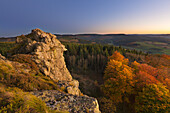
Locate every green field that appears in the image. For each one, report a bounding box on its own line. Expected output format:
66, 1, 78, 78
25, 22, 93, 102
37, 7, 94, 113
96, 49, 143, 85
56, 34, 170, 55
128, 41, 170, 55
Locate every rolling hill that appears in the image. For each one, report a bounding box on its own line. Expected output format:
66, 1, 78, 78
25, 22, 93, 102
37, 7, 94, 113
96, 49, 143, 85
55, 34, 170, 55
0, 34, 170, 54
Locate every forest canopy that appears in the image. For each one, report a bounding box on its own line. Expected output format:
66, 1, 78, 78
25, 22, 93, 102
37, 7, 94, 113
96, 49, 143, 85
102, 51, 170, 113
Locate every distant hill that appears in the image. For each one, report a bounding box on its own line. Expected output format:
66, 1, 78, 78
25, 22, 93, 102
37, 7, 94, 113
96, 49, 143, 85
55, 34, 170, 55
0, 37, 16, 42
1, 34, 170, 54
136, 34, 170, 39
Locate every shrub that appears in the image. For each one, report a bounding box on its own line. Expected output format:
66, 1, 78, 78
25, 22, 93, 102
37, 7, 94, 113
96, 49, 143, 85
9, 54, 39, 71
0, 84, 57, 113
0, 42, 16, 57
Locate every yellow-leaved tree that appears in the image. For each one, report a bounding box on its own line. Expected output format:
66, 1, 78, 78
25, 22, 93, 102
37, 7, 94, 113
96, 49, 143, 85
102, 51, 135, 112
135, 83, 170, 113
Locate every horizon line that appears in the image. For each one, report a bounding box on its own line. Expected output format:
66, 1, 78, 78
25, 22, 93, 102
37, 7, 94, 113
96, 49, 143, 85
1, 33, 170, 38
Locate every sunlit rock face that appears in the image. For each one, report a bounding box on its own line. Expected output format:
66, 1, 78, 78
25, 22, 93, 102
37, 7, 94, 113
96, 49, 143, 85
15, 28, 72, 81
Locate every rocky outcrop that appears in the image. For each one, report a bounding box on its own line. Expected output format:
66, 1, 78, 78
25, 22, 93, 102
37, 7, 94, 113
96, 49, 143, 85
32, 90, 100, 113
15, 29, 72, 81
9, 29, 101, 113
14, 29, 83, 96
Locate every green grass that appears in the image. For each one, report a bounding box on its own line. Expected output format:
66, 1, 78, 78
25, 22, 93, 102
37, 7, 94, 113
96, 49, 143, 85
0, 84, 63, 113
125, 41, 170, 55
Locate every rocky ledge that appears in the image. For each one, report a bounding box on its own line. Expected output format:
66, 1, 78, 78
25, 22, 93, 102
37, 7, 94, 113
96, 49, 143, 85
32, 90, 100, 113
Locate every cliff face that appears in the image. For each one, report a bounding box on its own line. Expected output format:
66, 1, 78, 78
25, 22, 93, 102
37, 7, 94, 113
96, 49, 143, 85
5, 29, 101, 113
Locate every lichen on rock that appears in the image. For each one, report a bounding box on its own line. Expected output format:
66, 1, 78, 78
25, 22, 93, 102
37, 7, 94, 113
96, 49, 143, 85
32, 90, 101, 113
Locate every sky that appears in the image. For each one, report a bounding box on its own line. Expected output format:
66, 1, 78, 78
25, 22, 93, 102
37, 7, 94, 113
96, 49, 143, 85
0, 0, 170, 37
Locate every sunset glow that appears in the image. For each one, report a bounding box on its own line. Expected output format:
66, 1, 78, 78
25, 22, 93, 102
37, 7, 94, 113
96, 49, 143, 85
0, 0, 170, 36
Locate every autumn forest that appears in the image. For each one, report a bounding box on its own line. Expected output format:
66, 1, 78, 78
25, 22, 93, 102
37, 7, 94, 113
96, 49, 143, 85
0, 41, 169, 113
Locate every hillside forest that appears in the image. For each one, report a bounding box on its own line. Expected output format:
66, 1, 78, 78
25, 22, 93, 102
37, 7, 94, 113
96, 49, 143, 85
63, 43, 170, 113
0, 41, 169, 113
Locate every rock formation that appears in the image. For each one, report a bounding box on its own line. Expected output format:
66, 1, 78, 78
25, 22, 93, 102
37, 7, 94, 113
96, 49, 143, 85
13, 29, 83, 96
15, 29, 72, 81
7, 29, 101, 113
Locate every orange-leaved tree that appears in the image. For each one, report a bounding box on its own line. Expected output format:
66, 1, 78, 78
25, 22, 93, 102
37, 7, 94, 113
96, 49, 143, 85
102, 51, 170, 113
131, 61, 170, 90
131, 61, 170, 113
103, 51, 134, 103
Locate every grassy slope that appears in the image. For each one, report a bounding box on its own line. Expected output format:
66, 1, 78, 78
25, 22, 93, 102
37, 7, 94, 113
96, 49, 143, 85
0, 84, 56, 113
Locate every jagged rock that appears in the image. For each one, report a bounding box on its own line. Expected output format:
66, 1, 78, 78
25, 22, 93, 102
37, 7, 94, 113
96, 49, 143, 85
15, 29, 72, 81
13, 29, 83, 96
32, 90, 101, 113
